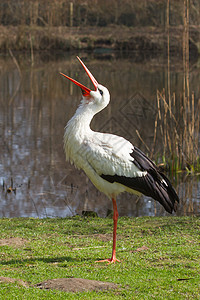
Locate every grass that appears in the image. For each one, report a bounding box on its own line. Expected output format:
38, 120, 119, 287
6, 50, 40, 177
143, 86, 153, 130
0, 216, 199, 299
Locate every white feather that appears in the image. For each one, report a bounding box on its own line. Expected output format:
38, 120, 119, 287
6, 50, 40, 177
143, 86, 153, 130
64, 86, 146, 197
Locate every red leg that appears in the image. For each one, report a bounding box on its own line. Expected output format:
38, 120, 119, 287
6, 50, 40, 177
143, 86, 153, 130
96, 197, 120, 263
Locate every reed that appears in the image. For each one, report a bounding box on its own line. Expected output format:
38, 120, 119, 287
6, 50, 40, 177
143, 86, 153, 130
155, 90, 200, 173
151, 0, 200, 173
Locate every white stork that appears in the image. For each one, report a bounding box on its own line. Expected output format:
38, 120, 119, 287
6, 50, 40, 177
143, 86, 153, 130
60, 57, 179, 263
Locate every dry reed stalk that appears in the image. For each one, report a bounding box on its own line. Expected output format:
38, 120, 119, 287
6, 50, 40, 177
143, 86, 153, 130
157, 90, 177, 125
195, 100, 200, 158
157, 90, 162, 121
167, 0, 171, 114
8, 49, 22, 105
135, 130, 150, 153
186, 0, 190, 101
151, 112, 158, 159
166, 125, 172, 154
191, 93, 195, 162
29, 33, 34, 66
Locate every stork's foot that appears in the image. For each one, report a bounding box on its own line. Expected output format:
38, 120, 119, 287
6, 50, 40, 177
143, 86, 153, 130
95, 257, 120, 264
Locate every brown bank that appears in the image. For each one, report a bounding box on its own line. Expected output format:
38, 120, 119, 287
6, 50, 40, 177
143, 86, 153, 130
0, 25, 199, 60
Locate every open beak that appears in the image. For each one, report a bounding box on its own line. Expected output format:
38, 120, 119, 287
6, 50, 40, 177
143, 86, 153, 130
60, 56, 98, 97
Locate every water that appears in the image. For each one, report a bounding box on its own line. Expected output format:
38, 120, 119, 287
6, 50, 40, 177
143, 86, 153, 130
0, 51, 199, 218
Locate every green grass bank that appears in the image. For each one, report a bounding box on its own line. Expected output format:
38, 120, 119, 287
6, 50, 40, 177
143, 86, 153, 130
0, 216, 199, 299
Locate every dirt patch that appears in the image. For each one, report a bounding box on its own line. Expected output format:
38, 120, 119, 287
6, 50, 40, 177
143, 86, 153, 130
36, 278, 119, 293
134, 245, 149, 252
93, 233, 113, 242
92, 233, 123, 242
0, 276, 119, 293
0, 276, 29, 287
0, 237, 28, 247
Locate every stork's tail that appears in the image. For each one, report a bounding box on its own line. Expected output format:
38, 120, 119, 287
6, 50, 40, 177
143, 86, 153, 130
130, 147, 179, 213
144, 170, 179, 213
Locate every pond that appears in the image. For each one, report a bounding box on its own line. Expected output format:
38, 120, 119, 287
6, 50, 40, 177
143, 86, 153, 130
0, 51, 199, 218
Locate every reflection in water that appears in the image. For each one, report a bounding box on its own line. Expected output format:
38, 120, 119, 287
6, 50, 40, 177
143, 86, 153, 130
0, 52, 199, 218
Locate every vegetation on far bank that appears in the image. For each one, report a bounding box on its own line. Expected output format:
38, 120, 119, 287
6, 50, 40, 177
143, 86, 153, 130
0, 0, 200, 55
1, 0, 200, 28
0, 216, 199, 299
0, 24, 198, 56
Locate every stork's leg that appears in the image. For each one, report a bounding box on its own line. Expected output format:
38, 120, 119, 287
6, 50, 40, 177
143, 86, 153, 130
96, 197, 120, 263
110, 197, 120, 262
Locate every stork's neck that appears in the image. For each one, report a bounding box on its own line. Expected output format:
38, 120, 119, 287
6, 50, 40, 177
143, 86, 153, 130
67, 103, 97, 134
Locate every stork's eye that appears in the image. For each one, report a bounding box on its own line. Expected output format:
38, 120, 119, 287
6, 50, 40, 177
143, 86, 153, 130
98, 88, 103, 96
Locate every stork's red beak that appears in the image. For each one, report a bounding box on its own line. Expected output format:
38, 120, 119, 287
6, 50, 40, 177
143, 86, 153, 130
60, 56, 98, 97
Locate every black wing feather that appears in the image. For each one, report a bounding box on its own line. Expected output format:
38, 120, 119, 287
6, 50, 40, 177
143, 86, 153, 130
101, 147, 179, 214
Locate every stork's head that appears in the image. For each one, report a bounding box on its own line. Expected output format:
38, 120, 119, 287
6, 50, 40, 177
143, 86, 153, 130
60, 57, 110, 112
